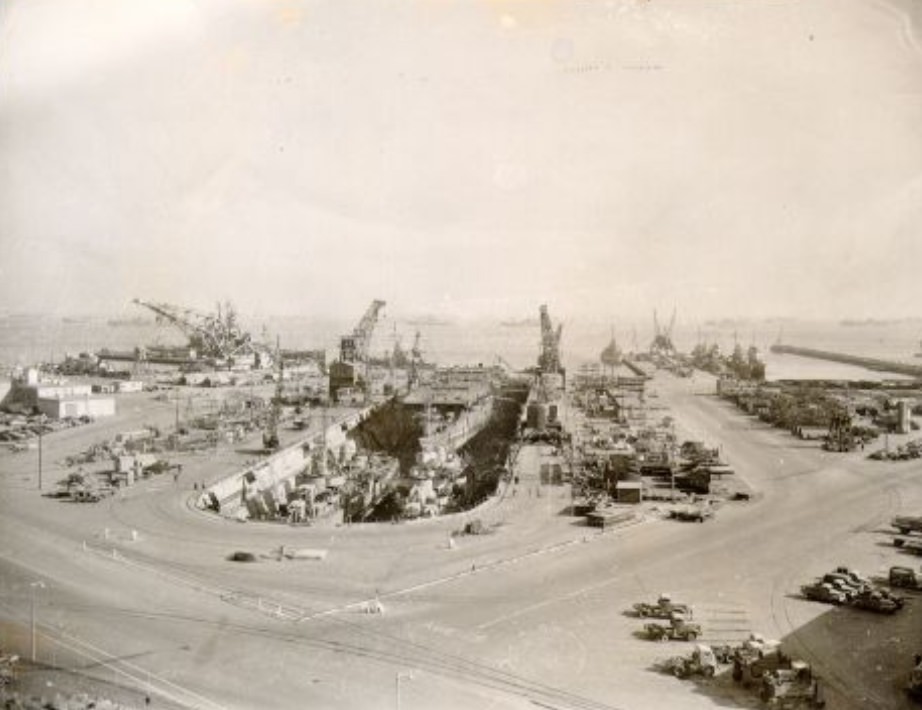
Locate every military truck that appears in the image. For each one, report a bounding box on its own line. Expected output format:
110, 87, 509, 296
732, 635, 791, 687
889, 566, 922, 591
894, 537, 922, 554
893, 515, 922, 536
664, 644, 718, 678
668, 505, 714, 523
633, 594, 693, 619
645, 613, 702, 642
851, 588, 903, 614
800, 581, 847, 605
761, 660, 825, 708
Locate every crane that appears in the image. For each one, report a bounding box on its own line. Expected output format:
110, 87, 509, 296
263, 339, 283, 451
410, 330, 422, 364
339, 299, 386, 364
132, 298, 259, 364
537, 304, 563, 374
651, 307, 677, 356
330, 300, 386, 402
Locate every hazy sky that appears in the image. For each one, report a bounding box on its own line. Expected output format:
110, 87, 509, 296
1, 0, 921, 322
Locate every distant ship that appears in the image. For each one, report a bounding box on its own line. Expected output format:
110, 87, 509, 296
600, 330, 622, 367
500, 317, 539, 327
840, 317, 921, 327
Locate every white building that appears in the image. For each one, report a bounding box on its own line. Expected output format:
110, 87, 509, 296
37, 396, 115, 420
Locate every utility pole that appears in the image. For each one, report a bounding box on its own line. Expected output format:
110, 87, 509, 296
395, 671, 413, 710
37, 415, 45, 491
30, 580, 45, 661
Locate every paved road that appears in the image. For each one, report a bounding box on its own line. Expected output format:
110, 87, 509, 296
2, 372, 921, 708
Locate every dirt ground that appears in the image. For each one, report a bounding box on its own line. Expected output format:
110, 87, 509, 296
1, 372, 921, 709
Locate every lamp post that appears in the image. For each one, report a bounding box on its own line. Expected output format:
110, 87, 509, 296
30, 580, 46, 662
395, 671, 413, 710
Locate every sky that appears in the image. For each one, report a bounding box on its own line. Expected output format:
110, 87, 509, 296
1, 0, 921, 323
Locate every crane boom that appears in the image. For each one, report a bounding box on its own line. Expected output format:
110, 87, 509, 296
538, 304, 563, 374
340, 299, 386, 363
132, 298, 254, 362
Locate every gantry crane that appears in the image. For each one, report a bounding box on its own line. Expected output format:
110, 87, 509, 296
132, 298, 261, 364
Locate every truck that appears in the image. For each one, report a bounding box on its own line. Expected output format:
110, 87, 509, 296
800, 581, 847, 605
819, 572, 864, 599
851, 588, 903, 614
664, 644, 719, 678
732, 635, 791, 687
889, 566, 922, 591
761, 660, 825, 708
893, 515, 922, 536
645, 613, 702, 642
633, 594, 693, 619
668, 505, 714, 523
895, 536, 922, 554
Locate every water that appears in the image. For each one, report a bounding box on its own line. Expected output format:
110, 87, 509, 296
2, 314, 921, 382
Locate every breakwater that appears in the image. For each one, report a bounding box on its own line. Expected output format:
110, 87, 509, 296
770, 344, 922, 378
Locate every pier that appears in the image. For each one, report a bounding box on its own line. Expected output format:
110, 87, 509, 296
770, 343, 922, 378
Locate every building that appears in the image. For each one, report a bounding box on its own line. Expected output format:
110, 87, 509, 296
1, 369, 100, 415
37, 395, 115, 420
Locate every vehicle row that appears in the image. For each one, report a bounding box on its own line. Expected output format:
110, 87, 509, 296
800, 565, 905, 614
659, 634, 825, 708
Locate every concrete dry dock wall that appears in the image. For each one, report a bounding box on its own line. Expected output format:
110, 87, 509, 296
202, 405, 375, 517
770, 344, 922, 378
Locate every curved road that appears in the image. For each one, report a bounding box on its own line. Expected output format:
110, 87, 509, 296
2, 372, 921, 709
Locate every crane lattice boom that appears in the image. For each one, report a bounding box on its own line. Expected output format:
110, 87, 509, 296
538, 304, 563, 374
340, 299, 386, 363
132, 298, 256, 362
650, 307, 677, 355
